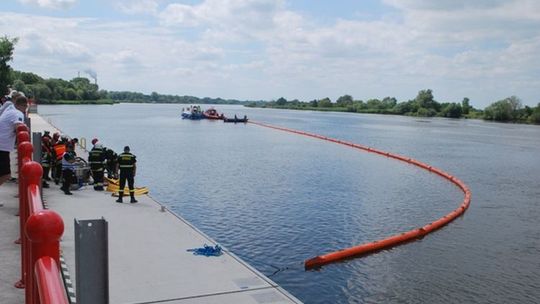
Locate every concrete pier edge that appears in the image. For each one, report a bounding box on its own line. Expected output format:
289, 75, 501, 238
0, 112, 302, 304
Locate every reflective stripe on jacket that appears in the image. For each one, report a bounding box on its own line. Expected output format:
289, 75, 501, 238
88, 147, 105, 170
117, 152, 136, 171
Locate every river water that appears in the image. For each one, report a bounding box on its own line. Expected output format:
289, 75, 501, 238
39, 104, 540, 304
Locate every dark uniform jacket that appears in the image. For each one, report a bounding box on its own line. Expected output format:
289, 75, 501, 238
88, 147, 105, 171
117, 152, 136, 174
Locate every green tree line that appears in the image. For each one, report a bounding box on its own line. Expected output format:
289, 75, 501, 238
108, 91, 249, 104
9, 70, 249, 105
247, 90, 540, 124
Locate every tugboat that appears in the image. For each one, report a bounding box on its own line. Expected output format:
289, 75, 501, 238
203, 108, 224, 120
181, 105, 204, 120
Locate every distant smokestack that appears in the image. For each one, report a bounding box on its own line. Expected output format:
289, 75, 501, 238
84, 69, 98, 85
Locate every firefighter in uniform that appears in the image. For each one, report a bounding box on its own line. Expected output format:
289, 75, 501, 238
105, 148, 118, 179
41, 136, 53, 187
52, 136, 67, 184
42, 130, 52, 142
60, 144, 77, 195
88, 143, 106, 191
116, 146, 137, 203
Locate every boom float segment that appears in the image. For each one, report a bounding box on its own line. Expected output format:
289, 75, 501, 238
249, 121, 471, 270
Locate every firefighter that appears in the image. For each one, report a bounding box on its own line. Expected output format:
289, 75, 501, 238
105, 148, 118, 179
51, 132, 60, 145
42, 130, 52, 141
52, 136, 67, 185
60, 144, 77, 195
88, 143, 105, 191
69, 137, 79, 148
41, 136, 53, 186
115, 146, 137, 203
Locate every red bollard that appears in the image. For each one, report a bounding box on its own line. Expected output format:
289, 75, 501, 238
17, 131, 30, 145
26, 210, 64, 304
15, 142, 34, 289
16, 124, 29, 133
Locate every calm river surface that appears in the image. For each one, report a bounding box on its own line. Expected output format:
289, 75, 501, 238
39, 104, 540, 304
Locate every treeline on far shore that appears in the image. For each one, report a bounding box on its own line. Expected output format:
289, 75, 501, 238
10, 69, 540, 124
246, 91, 540, 124
9, 70, 249, 105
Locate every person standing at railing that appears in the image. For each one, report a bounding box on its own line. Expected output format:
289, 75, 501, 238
0, 91, 22, 117
0, 95, 28, 188
115, 146, 137, 203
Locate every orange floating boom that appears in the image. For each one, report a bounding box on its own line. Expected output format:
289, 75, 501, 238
249, 120, 472, 270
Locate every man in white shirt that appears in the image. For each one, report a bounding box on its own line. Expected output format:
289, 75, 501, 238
0, 97, 14, 117
0, 91, 22, 117
0, 95, 28, 186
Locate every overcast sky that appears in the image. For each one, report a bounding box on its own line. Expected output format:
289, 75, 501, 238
1, 0, 539, 107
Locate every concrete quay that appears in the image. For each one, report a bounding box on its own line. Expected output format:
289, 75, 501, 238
0, 113, 302, 304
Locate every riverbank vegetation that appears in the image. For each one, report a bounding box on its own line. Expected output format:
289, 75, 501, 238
247, 91, 540, 124
1, 36, 538, 124
8, 70, 247, 105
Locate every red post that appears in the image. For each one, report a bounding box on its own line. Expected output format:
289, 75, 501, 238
26, 210, 64, 304
15, 140, 33, 289
16, 124, 29, 133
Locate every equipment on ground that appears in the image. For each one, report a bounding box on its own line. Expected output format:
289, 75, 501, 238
105, 177, 149, 196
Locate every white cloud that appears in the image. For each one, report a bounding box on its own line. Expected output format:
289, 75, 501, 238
115, 0, 159, 15
382, 0, 509, 11
159, 0, 284, 39
159, 3, 199, 27
1, 14, 94, 73
18, 0, 77, 9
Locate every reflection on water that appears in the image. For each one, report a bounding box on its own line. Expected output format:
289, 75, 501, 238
40, 104, 540, 304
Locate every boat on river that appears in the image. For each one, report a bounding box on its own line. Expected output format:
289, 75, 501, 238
203, 108, 224, 120
181, 105, 204, 120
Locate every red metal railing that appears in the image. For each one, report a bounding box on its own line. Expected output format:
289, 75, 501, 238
14, 125, 69, 304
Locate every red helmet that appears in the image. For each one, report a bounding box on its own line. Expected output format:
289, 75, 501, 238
91, 138, 98, 145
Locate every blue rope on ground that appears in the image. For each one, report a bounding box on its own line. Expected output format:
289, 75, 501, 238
187, 244, 223, 257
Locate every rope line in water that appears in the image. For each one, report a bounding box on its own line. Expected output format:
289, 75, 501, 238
249, 120, 471, 270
